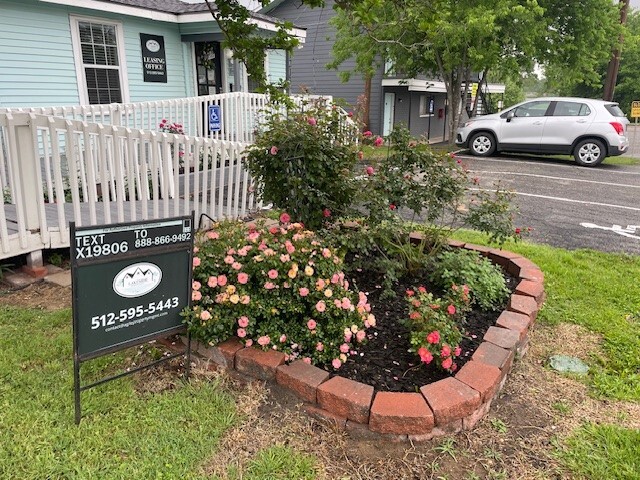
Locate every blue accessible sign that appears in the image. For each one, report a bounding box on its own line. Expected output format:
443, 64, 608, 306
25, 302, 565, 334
208, 105, 221, 132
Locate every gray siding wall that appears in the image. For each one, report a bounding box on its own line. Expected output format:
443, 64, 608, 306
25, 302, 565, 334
269, 0, 384, 134
383, 87, 448, 141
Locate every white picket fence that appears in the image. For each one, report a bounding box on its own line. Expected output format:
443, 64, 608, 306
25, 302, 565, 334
1, 92, 271, 144
0, 110, 256, 260
0, 92, 358, 261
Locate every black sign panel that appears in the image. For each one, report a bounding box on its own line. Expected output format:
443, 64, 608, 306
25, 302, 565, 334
140, 33, 167, 83
72, 216, 193, 360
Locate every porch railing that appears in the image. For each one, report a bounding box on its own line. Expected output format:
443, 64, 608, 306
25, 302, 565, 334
0, 111, 257, 260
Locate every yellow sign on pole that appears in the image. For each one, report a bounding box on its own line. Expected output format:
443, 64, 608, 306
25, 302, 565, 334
631, 100, 640, 118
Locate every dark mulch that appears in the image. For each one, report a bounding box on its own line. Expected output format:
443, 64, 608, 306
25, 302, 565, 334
336, 265, 516, 392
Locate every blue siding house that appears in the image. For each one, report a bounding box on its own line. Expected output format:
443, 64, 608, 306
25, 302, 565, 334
0, 0, 301, 108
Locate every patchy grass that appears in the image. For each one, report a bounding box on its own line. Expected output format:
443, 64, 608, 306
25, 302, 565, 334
451, 230, 640, 402
0, 305, 240, 479
558, 423, 640, 479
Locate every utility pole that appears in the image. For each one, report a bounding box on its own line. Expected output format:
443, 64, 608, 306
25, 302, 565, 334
603, 0, 631, 101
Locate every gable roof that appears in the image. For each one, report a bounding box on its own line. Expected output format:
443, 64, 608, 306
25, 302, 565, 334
38, 0, 305, 37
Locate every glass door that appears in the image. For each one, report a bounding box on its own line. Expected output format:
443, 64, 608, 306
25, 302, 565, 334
194, 42, 222, 95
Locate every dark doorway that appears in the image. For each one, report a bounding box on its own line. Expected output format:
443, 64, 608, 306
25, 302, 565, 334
194, 42, 222, 96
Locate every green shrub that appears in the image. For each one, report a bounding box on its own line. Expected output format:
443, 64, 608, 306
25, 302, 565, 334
184, 219, 375, 369
245, 98, 362, 230
429, 249, 510, 310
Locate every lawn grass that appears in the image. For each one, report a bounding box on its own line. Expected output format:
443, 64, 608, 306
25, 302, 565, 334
451, 231, 639, 480
0, 305, 239, 479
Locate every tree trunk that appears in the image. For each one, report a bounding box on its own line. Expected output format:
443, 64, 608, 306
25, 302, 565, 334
363, 75, 372, 131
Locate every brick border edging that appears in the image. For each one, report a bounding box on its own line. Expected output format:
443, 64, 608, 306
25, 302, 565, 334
184, 240, 545, 442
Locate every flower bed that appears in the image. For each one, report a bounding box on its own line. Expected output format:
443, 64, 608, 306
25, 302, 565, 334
183, 240, 544, 441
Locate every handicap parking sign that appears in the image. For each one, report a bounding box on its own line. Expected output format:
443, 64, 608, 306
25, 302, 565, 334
208, 105, 221, 132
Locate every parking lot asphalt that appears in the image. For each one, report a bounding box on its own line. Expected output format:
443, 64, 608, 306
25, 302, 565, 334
455, 153, 640, 255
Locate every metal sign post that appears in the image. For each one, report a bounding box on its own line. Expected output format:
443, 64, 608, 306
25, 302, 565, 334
71, 214, 194, 424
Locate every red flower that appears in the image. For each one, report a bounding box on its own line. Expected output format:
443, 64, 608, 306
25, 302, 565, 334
363, 130, 373, 137
279, 212, 291, 224
322, 208, 331, 218
426, 331, 440, 344
406, 289, 415, 297
515, 228, 521, 235
418, 347, 433, 364
389, 204, 396, 210
365, 165, 374, 176
447, 304, 456, 315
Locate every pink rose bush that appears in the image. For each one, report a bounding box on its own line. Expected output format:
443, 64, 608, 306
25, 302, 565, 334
406, 284, 471, 373
183, 219, 374, 368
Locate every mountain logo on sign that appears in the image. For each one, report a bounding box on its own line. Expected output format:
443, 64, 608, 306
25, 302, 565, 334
113, 262, 162, 298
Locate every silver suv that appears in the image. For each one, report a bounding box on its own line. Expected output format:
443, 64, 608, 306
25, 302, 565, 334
456, 97, 629, 166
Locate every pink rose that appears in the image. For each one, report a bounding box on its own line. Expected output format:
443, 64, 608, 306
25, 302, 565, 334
268, 269, 278, 279
299, 287, 309, 297
279, 212, 291, 223
224, 255, 234, 264
270, 145, 278, 155
192, 281, 201, 291
232, 262, 242, 270
192, 257, 201, 267
332, 358, 342, 369
442, 357, 453, 370
365, 166, 374, 176
307, 319, 317, 330
237, 328, 246, 338
192, 290, 202, 301
426, 331, 440, 344
245, 339, 253, 347
341, 297, 352, 309
323, 208, 331, 218
447, 304, 456, 315
207, 276, 218, 288
238, 316, 249, 328
454, 346, 462, 357
279, 334, 287, 343
302, 357, 312, 364
356, 330, 366, 342
238, 272, 249, 284
307, 117, 317, 126
206, 230, 219, 240
340, 343, 350, 353
363, 130, 372, 137
200, 310, 211, 320
418, 347, 433, 364
264, 282, 276, 290
374, 136, 384, 147
217, 275, 228, 287
315, 301, 326, 313
441, 345, 451, 358
241, 295, 250, 304
316, 342, 324, 351
389, 204, 396, 210
257, 336, 270, 346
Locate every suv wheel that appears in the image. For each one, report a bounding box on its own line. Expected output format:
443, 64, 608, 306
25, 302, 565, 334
469, 132, 496, 157
574, 138, 606, 167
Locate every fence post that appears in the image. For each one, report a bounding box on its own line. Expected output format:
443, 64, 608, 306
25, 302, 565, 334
15, 120, 47, 275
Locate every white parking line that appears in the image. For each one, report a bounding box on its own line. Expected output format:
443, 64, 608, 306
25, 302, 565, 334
457, 155, 640, 175
467, 170, 640, 189
468, 188, 640, 212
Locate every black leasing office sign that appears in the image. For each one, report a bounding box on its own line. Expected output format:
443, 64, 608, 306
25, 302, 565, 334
140, 33, 167, 82
71, 215, 193, 423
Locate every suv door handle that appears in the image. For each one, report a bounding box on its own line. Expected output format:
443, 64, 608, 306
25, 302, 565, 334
577, 119, 588, 123
533, 121, 543, 125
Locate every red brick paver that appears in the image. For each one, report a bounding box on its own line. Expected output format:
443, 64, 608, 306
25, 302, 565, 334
276, 360, 330, 403
317, 376, 374, 424
455, 361, 503, 402
420, 377, 481, 425
369, 392, 435, 435
234, 347, 285, 380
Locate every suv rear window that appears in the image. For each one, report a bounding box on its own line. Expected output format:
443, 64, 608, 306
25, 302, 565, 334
604, 104, 626, 117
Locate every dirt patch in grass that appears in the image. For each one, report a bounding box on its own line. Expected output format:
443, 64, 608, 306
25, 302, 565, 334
0, 281, 71, 311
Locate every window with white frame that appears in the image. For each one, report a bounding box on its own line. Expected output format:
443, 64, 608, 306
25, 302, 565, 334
419, 95, 434, 116
71, 17, 128, 105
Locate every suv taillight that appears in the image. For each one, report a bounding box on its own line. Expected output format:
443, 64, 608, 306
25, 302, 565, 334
610, 122, 625, 135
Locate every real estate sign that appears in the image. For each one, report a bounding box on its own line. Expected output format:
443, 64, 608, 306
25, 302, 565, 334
72, 216, 193, 360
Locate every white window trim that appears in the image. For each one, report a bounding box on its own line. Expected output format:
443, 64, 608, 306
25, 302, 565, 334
69, 15, 130, 105
419, 94, 434, 118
